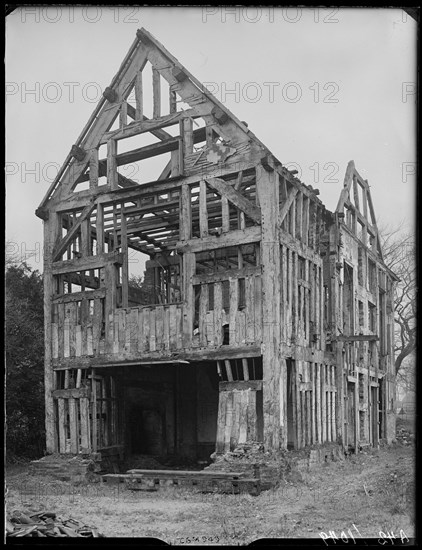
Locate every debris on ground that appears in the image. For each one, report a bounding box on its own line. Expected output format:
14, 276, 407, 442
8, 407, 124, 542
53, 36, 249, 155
396, 426, 415, 446
6, 509, 105, 538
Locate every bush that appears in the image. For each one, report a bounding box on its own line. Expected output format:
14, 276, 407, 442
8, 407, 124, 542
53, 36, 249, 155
5, 262, 45, 460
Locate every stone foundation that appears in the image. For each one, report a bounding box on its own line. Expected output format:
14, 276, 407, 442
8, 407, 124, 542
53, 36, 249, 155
205, 442, 344, 488
29, 454, 102, 483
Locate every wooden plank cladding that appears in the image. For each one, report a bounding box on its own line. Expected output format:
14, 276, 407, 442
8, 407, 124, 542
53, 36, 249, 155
194, 273, 262, 348
51, 297, 106, 360
109, 303, 184, 355
52, 273, 263, 365
216, 386, 260, 453
55, 371, 119, 454
289, 361, 337, 449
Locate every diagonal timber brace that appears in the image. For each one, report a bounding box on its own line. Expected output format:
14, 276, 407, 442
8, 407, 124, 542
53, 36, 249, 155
205, 177, 261, 224
52, 202, 96, 262
279, 186, 299, 225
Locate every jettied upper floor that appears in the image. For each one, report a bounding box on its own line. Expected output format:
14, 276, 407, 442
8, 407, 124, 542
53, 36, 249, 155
35, 27, 395, 368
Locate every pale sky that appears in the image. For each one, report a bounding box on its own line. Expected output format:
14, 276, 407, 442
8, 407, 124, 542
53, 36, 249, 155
5, 7, 416, 272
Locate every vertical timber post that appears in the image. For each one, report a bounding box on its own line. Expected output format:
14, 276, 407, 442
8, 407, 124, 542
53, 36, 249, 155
44, 212, 60, 453
329, 220, 345, 447
256, 160, 282, 450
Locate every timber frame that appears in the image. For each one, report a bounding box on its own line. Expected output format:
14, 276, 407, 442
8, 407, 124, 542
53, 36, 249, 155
37, 28, 397, 460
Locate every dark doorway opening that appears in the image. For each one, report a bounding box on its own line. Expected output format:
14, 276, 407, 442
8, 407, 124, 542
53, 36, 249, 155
286, 358, 295, 450
129, 406, 165, 455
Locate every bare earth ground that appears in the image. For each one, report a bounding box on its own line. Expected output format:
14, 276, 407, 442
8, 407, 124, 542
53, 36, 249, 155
6, 430, 415, 544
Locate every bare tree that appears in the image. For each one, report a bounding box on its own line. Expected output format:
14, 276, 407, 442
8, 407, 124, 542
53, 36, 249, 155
379, 223, 416, 375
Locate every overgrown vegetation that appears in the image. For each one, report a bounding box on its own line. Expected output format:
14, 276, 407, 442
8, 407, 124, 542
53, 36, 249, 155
379, 223, 416, 382
5, 261, 45, 460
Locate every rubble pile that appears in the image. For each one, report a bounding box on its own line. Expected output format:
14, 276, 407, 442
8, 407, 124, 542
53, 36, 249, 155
206, 442, 293, 487
396, 426, 415, 446
6, 509, 105, 538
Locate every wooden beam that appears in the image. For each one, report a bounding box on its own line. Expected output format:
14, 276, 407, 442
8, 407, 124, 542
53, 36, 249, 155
52, 252, 122, 275
279, 186, 299, 224
256, 164, 282, 449
220, 381, 262, 391
335, 160, 355, 213
180, 184, 192, 241
52, 388, 91, 399
176, 225, 261, 253
152, 67, 161, 119
107, 139, 117, 189
121, 212, 128, 308
119, 101, 128, 128
199, 180, 208, 237
224, 359, 233, 382
57, 162, 257, 212
135, 71, 143, 121
183, 117, 194, 157
53, 203, 96, 262
53, 288, 105, 304
89, 149, 99, 189
205, 177, 261, 224
334, 335, 379, 342
102, 109, 199, 143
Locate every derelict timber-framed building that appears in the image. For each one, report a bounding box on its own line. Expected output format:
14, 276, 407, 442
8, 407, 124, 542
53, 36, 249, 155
36, 28, 397, 463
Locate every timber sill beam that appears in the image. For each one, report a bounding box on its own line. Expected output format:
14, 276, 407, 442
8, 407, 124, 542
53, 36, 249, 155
219, 380, 263, 391
52, 288, 106, 304
53, 388, 91, 399
176, 225, 261, 253
334, 335, 379, 342
205, 177, 261, 224
52, 252, 123, 275
192, 265, 260, 285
